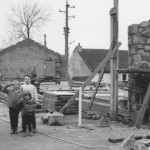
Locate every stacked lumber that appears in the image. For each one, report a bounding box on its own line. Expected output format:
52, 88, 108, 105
42, 91, 78, 114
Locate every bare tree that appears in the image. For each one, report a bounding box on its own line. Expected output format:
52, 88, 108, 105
8, 2, 50, 41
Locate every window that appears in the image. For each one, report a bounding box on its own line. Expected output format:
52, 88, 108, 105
123, 74, 126, 81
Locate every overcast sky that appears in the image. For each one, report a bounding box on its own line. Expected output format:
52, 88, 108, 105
0, 0, 150, 55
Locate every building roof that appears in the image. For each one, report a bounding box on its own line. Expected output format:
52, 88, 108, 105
78, 49, 128, 73
0, 38, 61, 58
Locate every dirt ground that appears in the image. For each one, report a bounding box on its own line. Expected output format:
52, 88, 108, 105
0, 102, 150, 150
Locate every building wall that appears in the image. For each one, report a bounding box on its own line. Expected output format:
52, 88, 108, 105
0, 45, 59, 79
69, 46, 128, 83
128, 20, 150, 112
69, 49, 91, 78
128, 21, 150, 65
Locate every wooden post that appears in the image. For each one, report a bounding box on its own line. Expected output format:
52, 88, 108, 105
78, 87, 82, 127
136, 83, 150, 128
88, 68, 105, 111
59, 42, 121, 113
110, 0, 119, 120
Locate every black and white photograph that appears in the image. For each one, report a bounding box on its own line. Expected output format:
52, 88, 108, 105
0, 0, 150, 150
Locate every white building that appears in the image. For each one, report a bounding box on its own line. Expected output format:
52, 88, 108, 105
69, 43, 128, 84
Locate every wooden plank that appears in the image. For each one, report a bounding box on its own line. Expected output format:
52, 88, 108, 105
117, 69, 150, 74
135, 83, 150, 128
110, 0, 119, 121
59, 42, 121, 113
88, 68, 105, 111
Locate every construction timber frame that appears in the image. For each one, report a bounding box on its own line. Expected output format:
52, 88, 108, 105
60, 0, 120, 121
110, 0, 119, 120
59, 42, 121, 113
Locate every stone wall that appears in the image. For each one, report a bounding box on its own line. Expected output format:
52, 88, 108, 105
0, 39, 61, 79
128, 20, 150, 66
128, 20, 150, 114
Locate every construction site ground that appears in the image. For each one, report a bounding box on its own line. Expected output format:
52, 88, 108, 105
1, 102, 150, 150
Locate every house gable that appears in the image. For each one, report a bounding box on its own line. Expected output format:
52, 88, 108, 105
0, 38, 61, 61
79, 49, 128, 73
0, 39, 61, 79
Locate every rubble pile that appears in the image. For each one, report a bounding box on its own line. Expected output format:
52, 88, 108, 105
82, 111, 101, 120
41, 112, 64, 125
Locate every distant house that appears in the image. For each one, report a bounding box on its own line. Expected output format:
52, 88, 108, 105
0, 39, 61, 79
69, 43, 128, 83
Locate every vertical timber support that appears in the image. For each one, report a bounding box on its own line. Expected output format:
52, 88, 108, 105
59, 42, 121, 113
44, 34, 47, 78
110, 0, 119, 120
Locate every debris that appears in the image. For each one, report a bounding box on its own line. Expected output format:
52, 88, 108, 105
141, 124, 150, 130
120, 134, 135, 150
98, 116, 110, 127
79, 125, 95, 130
118, 113, 133, 125
134, 139, 150, 150
41, 112, 51, 124
108, 136, 143, 144
108, 138, 124, 143
82, 111, 101, 120
48, 111, 64, 126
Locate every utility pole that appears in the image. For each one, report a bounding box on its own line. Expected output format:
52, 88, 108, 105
44, 34, 47, 78
59, 0, 75, 77
110, 0, 119, 120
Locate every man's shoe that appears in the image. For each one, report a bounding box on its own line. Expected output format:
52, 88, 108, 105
33, 129, 37, 133
10, 130, 15, 134
22, 132, 27, 137
28, 132, 33, 137
14, 130, 18, 134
